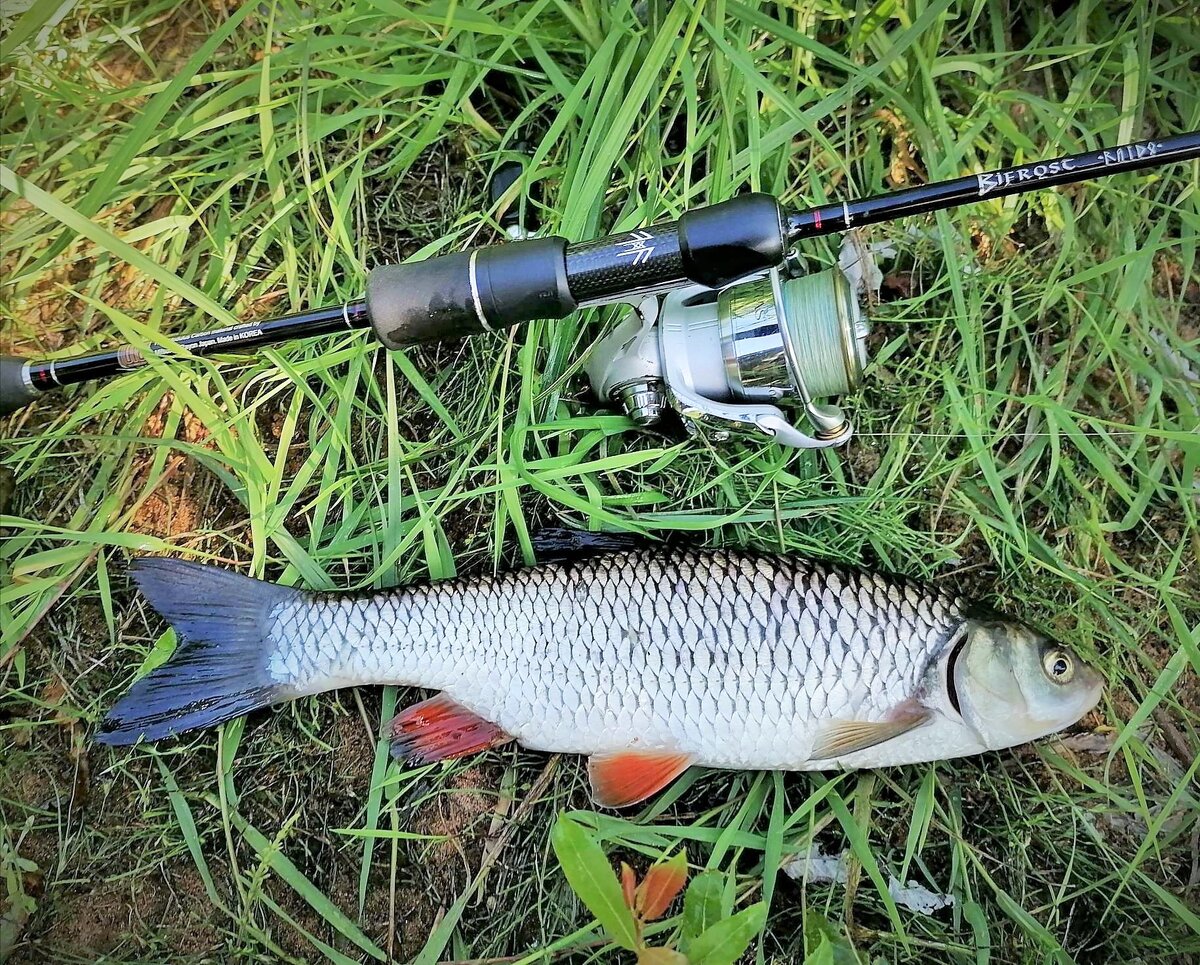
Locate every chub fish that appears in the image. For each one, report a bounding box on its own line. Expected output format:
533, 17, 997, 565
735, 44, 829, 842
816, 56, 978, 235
99, 549, 1103, 807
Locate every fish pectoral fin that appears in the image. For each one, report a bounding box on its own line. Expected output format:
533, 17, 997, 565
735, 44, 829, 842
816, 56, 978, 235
588, 749, 695, 809
809, 702, 932, 761
388, 694, 512, 763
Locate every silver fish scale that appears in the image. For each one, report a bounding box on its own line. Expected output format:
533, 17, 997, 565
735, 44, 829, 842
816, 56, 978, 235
266, 551, 967, 769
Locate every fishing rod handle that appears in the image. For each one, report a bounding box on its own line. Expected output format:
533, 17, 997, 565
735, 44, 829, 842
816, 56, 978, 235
365, 194, 786, 350
0, 358, 38, 416
367, 237, 576, 348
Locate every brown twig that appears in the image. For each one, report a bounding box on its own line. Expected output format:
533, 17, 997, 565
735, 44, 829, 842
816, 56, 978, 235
1151, 707, 1195, 771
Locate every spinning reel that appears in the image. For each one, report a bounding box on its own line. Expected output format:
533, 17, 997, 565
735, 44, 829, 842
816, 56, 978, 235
587, 263, 868, 449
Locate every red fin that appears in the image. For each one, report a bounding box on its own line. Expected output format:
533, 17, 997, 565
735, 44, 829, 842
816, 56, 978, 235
389, 694, 511, 763
588, 750, 694, 808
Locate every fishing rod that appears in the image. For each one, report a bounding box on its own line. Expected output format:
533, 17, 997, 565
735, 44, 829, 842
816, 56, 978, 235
3, 132, 1198, 448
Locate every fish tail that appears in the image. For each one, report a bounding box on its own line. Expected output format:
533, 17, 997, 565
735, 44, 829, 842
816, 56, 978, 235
98, 558, 303, 746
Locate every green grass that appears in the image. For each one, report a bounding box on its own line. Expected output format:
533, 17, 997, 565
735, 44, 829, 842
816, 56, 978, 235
2, 0, 1198, 962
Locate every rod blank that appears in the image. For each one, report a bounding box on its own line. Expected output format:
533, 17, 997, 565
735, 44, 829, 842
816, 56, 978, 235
787, 131, 1200, 240
1, 303, 370, 415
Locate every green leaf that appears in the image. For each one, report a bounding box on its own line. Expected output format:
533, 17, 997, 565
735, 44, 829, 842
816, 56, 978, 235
962, 901, 991, 965
686, 901, 767, 965
0, 0, 76, 61
0, 165, 238, 325
803, 910, 859, 965
681, 871, 725, 944
805, 935, 836, 965
154, 759, 226, 914
899, 767, 937, 882
550, 815, 638, 951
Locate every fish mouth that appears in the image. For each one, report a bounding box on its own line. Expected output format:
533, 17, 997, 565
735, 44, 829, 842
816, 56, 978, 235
1028, 671, 1105, 731
1080, 669, 1105, 714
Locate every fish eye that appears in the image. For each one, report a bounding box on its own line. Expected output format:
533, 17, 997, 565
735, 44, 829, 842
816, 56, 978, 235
1042, 650, 1074, 684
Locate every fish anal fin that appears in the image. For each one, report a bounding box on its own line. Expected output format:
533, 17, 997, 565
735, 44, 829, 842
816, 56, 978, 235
588, 749, 694, 808
389, 694, 511, 763
809, 699, 932, 761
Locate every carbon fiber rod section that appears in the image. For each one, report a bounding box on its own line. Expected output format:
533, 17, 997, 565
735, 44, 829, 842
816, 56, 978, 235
564, 220, 686, 306
24, 302, 370, 391
564, 194, 786, 305
787, 131, 1200, 240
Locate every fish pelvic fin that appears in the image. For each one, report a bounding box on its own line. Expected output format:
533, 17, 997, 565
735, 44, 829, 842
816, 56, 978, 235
98, 558, 301, 746
389, 694, 512, 763
588, 749, 694, 809
808, 699, 932, 761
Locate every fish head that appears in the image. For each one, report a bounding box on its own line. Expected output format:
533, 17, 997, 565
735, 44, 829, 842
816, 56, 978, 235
953, 618, 1104, 750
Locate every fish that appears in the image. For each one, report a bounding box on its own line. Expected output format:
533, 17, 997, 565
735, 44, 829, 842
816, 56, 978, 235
98, 549, 1104, 807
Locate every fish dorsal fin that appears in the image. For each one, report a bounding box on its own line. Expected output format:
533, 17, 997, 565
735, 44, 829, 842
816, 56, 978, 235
389, 694, 512, 763
531, 527, 650, 563
809, 700, 932, 761
588, 749, 694, 808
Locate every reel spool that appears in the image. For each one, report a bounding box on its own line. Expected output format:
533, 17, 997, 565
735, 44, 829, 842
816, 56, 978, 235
587, 265, 869, 449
